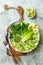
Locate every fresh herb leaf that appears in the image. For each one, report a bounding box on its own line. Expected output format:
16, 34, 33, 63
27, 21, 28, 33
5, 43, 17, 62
15, 23, 21, 31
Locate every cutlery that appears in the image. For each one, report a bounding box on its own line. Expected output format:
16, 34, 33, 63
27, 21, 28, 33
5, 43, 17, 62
3, 38, 22, 63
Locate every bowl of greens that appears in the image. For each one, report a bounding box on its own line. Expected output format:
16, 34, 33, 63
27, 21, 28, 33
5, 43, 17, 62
7, 21, 40, 53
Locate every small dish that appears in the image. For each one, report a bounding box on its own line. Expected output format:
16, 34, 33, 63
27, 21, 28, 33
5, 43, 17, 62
26, 8, 35, 18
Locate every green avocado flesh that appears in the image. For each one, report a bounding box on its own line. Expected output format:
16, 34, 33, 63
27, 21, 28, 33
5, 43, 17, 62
8, 21, 39, 52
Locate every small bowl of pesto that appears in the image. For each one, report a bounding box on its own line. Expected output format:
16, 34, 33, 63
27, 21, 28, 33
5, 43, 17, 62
26, 8, 35, 18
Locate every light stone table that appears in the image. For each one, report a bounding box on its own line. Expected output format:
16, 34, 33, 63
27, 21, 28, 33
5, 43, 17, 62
0, 0, 43, 65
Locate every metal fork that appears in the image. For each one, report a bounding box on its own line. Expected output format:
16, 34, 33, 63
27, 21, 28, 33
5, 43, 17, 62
3, 40, 19, 63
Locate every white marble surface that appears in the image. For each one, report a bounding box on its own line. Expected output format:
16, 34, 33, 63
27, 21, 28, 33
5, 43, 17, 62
0, 0, 43, 65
